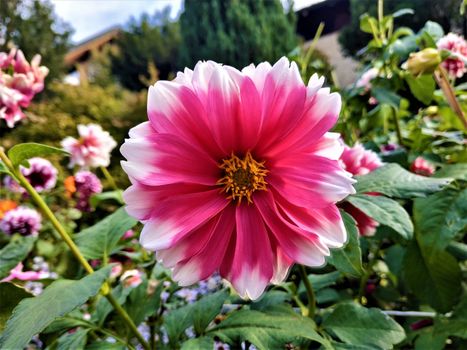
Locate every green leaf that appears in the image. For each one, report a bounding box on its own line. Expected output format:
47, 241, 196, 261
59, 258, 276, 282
125, 279, 163, 326
75, 207, 137, 260
355, 164, 451, 198
420, 21, 444, 43
57, 328, 89, 350
0, 284, 32, 332
447, 241, 467, 261
328, 212, 364, 278
251, 291, 291, 311
406, 74, 435, 105
392, 8, 414, 18
7, 143, 68, 167
414, 329, 446, 350
322, 303, 405, 349
181, 337, 214, 350
346, 194, 413, 240
414, 189, 467, 255
359, 14, 378, 35
0, 161, 12, 176
433, 163, 467, 181
0, 266, 112, 349
164, 290, 228, 342
403, 242, 461, 312
90, 190, 124, 208
298, 271, 340, 295
209, 309, 329, 349
86, 341, 126, 350
0, 236, 37, 279
434, 298, 467, 339
371, 87, 401, 109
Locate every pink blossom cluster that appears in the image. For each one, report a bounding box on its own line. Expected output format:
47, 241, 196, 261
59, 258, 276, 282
410, 157, 435, 177
0, 206, 42, 236
0, 48, 49, 127
437, 33, 467, 79
61, 124, 117, 168
73, 170, 103, 212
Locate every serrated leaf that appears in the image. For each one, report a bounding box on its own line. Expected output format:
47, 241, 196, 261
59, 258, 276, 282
181, 337, 214, 350
209, 309, 329, 349
414, 189, 467, 255
322, 303, 405, 349
125, 279, 163, 326
346, 194, 413, 240
251, 291, 291, 311
0, 266, 112, 349
355, 164, 451, 198
434, 163, 467, 181
406, 74, 435, 105
7, 143, 68, 167
0, 236, 37, 279
0, 284, 32, 332
328, 212, 364, 278
57, 328, 89, 350
75, 207, 137, 260
403, 242, 461, 312
165, 289, 228, 342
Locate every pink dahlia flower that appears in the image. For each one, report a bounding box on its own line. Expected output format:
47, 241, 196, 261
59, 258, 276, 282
4, 157, 57, 193
0, 48, 49, 127
61, 124, 117, 168
339, 143, 383, 236
121, 58, 356, 299
437, 33, 467, 79
410, 157, 435, 177
0, 206, 42, 236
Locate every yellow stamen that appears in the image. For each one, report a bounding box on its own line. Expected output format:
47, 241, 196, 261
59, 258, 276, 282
217, 151, 268, 204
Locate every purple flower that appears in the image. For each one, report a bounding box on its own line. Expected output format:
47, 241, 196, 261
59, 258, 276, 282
74, 170, 102, 211
0, 206, 41, 236
4, 157, 57, 193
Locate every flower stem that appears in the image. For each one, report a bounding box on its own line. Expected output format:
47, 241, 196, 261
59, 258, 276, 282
100, 166, 119, 192
298, 265, 316, 318
0, 147, 150, 350
391, 107, 404, 146
434, 67, 467, 128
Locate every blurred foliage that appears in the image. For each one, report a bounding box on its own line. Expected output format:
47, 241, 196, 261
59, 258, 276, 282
0, 0, 72, 81
339, 0, 465, 57
110, 7, 180, 91
179, 0, 297, 69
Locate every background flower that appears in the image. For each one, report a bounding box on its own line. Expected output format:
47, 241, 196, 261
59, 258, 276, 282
437, 33, 467, 79
3, 157, 57, 193
0, 206, 42, 236
71, 170, 103, 211
61, 124, 117, 168
122, 58, 355, 299
410, 156, 435, 176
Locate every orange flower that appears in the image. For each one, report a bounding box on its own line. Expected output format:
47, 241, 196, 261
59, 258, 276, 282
64, 176, 76, 198
0, 200, 17, 219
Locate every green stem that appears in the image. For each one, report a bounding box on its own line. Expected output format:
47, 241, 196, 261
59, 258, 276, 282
301, 22, 325, 76
377, 0, 385, 42
94, 327, 136, 350
391, 108, 404, 146
0, 147, 150, 350
298, 265, 316, 318
100, 166, 119, 192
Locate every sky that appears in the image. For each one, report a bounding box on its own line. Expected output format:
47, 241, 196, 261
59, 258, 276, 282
50, 0, 323, 43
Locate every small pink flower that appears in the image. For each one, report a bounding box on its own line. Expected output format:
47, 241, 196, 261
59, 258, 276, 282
356, 68, 379, 91
110, 263, 123, 279
121, 58, 355, 299
4, 157, 57, 193
437, 33, 467, 79
72, 170, 103, 212
121, 269, 143, 288
61, 124, 117, 168
339, 143, 383, 236
1, 263, 48, 283
0, 206, 42, 236
410, 157, 435, 176
122, 229, 134, 240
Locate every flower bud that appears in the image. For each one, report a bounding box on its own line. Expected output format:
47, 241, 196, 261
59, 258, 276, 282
405, 48, 441, 76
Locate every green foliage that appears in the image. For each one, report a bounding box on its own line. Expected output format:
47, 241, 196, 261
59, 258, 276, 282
56, 328, 89, 350
346, 194, 413, 240
75, 207, 137, 260
179, 0, 297, 69
8, 143, 68, 168
0, 236, 36, 279
328, 212, 364, 278
0, 284, 32, 332
0, 266, 112, 349
323, 303, 405, 349
354, 164, 452, 198
0, 0, 72, 81
111, 7, 181, 91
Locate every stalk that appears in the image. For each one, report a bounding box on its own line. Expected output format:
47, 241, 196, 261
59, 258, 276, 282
298, 265, 316, 318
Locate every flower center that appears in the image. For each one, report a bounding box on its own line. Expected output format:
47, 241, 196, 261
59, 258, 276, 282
217, 151, 268, 204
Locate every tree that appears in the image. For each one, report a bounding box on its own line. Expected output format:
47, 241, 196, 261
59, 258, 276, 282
0, 0, 73, 81
339, 0, 465, 57
110, 7, 181, 91
179, 0, 297, 70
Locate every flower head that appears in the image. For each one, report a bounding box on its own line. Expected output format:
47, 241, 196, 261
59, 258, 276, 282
121, 58, 355, 299
339, 143, 383, 236
71, 170, 103, 211
437, 33, 467, 79
0, 48, 49, 127
405, 48, 441, 76
61, 124, 117, 168
4, 157, 57, 193
410, 157, 435, 177
0, 206, 42, 236
120, 269, 143, 288
0, 200, 17, 219
355, 67, 379, 91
